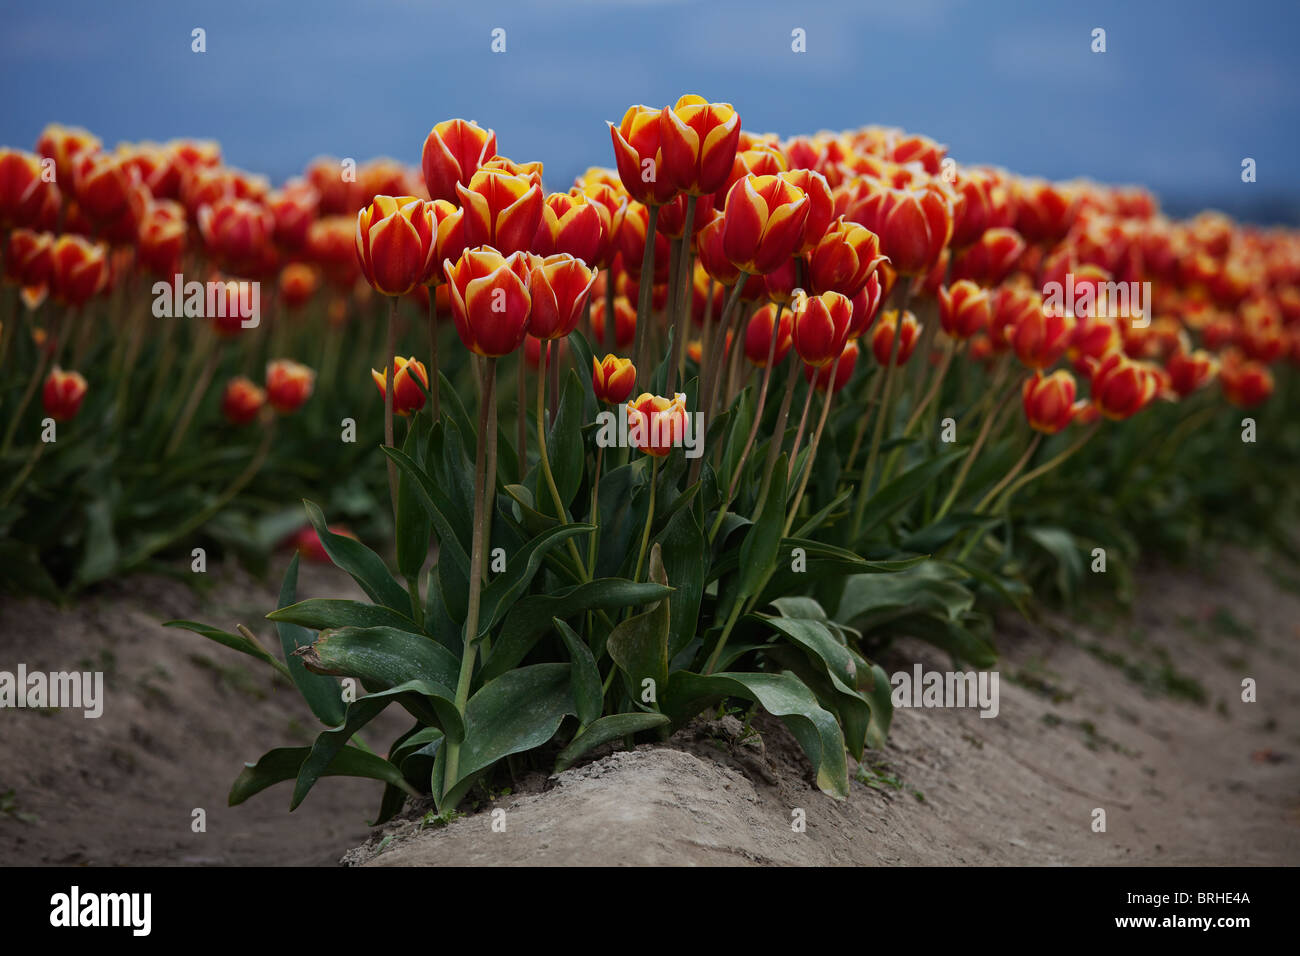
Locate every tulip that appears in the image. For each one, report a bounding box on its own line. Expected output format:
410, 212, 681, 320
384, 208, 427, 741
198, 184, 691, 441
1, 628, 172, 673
951, 227, 1025, 286
1219, 349, 1273, 407
654, 191, 713, 240
609, 105, 678, 206
1165, 345, 1218, 398
455, 167, 543, 256
660, 95, 742, 196
950, 167, 1013, 248
354, 195, 436, 297
220, 376, 267, 425
626, 392, 689, 457
719, 144, 788, 204
745, 303, 794, 366
841, 181, 952, 276
290, 523, 358, 563
722, 174, 810, 275
527, 253, 597, 340
3, 228, 55, 289
804, 340, 859, 392
137, 199, 187, 276
593, 354, 637, 404
779, 169, 835, 255
279, 263, 319, 311
808, 217, 887, 297
1014, 179, 1079, 245
265, 359, 315, 414
1022, 370, 1080, 434
372, 356, 429, 416
0, 149, 55, 229
443, 246, 532, 356
1068, 313, 1120, 372
846, 271, 883, 338
267, 180, 319, 250
533, 191, 610, 264
612, 201, 672, 280
72, 150, 147, 229
871, 310, 920, 365
421, 119, 497, 203
198, 197, 275, 272
791, 290, 854, 366
696, 211, 742, 285
35, 124, 101, 185
307, 216, 362, 289
592, 293, 637, 349
938, 280, 992, 340
1089, 352, 1158, 420
49, 235, 109, 307
1009, 305, 1075, 370
42, 367, 88, 422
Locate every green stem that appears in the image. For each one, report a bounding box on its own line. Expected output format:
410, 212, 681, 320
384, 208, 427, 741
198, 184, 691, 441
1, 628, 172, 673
935, 380, 1015, 520
666, 195, 698, 395
383, 297, 398, 522
974, 431, 1041, 514
443, 356, 496, 797
784, 355, 841, 536
632, 456, 660, 583
851, 282, 911, 537
427, 290, 440, 419
632, 204, 661, 374
536, 339, 589, 579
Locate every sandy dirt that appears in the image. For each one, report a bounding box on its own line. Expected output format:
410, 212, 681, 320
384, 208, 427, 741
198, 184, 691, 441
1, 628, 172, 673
2, 544, 1298, 866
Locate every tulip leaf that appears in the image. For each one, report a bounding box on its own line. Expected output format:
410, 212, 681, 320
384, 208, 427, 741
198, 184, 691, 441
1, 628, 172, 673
475, 523, 593, 639
854, 450, 965, 539
229, 746, 418, 808
551, 617, 602, 727
395, 419, 432, 584
165, 620, 290, 679
297, 625, 461, 696
435, 662, 577, 811
267, 598, 418, 632
302, 499, 410, 614
482, 577, 674, 681
606, 544, 671, 703
545, 369, 586, 514
274, 553, 345, 726
733, 452, 787, 608
554, 713, 672, 772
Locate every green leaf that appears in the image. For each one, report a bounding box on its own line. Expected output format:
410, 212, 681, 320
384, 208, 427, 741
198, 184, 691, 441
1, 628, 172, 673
653, 502, 706, 660
1025, 526, 1085, 602
165, 620, 289, 679
302, 499, 410, 614
475, 523, 594, 639
395, 420, 432, 582
274, 553, 345, 726
436, 662, 577, 810
888, 613, 998, 668
552, 618, 602, 727
856, 449, 964, 538
545, 369, 586, 513
229, 746, 418, 807
606, 544, 671, 704
297, 626, 461, 693
291, 680, 461, 809
837, 562, 975, 631
734, 452, 787, 607
554, 713, 671, 772
386, 441, 466, 575
267, 599, 417, 632
664, 670, 850, 799
482, 578, 674, 681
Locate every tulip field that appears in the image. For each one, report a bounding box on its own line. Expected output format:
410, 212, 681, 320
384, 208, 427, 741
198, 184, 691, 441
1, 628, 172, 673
2, 95, 1298, 832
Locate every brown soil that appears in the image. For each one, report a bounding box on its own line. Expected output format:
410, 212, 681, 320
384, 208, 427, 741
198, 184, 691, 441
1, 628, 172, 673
3, 544, 1299, 867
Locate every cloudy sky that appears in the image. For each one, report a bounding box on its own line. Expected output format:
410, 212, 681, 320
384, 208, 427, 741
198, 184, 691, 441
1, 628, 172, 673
4, 0, 1298, 221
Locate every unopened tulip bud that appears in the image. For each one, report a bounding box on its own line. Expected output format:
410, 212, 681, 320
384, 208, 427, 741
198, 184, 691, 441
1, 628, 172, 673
266, 359, 315, 414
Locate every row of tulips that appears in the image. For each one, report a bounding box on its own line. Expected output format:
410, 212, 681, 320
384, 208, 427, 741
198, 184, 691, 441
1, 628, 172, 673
3, 95, 1297, 815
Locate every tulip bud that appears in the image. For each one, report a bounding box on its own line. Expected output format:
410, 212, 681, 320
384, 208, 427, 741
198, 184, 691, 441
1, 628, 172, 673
792, 290, 854, 367
443, 246, 532, 356
527, 253, 597, 340
35, 124, 101, 186
609, 105, 678, 206
1089, 352, 1158, 420
778, 168, 835, 254
592, 293, 637, 349
199, 196, 275, 273
950, 167, 1013, 248
1165, 344, 1218, 398
456, 168, 544, 256
1010, 305, 1076, 370
137, 199, 187, 276
1021, 370, 1079, 434
267, 180, 319, 251
49, 235, 109, 307
1014, 179, 1080, 245
279, 263, 319, 311
593, 354, 637, 404
808, 217, 887, 297
626, 392, 689, 457
421, 119, 497, 204
871, 310, 920, 366
696, 211, 741, 285
841, 181, 952, 276
0, 149, 57, 230
722, 174, 810, 275
533, 191, 610, 265
804, 340, 859, 392
42, 366, 88, 422
354, 195, 436, 296
221, 376, 267, 425
951, 227, 1025, 287
745, 303, 794, 366
659, 95, 742, 196
938, 280, 992, 340
265, 359, 315, 414
1219, 349, 1273, 408
3, 228, 55, 289
846, 272, 883, 339
371, 356, 429, 416
613, 201, 672, 280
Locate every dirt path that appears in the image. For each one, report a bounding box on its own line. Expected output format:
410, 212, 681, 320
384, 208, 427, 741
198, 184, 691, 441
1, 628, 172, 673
2, 545, 1298, 866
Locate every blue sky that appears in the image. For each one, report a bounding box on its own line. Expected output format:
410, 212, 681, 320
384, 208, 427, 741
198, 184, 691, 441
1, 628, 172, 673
4, 0, 1298, 221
